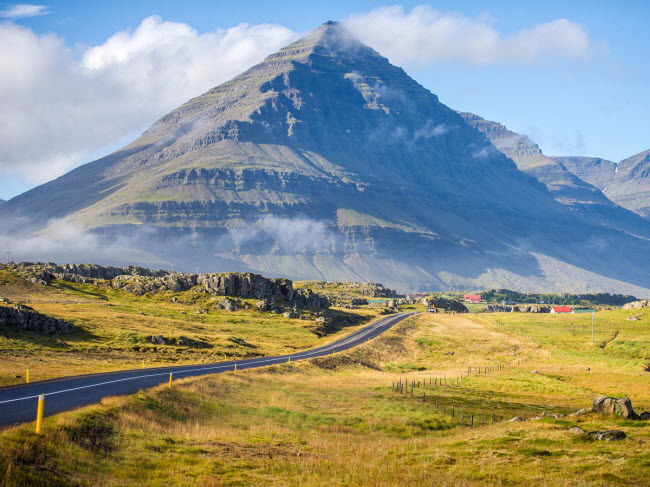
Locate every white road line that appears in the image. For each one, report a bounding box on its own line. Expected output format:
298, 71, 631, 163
0, 313, 412, 405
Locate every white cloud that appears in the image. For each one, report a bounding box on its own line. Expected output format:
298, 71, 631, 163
0, 4, 49, 18
344, 5, 604, 67
0, 16, 296, 184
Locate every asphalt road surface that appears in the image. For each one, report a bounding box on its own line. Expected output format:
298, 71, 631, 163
0, 311, 414, 428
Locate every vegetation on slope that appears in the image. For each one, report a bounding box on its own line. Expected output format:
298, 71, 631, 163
0, 266, 379, 387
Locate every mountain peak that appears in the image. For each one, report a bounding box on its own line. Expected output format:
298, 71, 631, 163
265, 19, 372, 64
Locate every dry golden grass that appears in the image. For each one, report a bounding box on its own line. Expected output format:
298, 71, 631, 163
0, 268, 382, 386
2, 311, 650, 485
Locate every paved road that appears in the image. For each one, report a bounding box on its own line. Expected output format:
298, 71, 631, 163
0, 312, 414, 428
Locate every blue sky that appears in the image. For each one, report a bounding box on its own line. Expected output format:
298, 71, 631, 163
0, 0, 648, 200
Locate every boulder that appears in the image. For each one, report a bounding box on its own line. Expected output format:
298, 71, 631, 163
568, 427, 585, 435
508, 416, 526, 422
622, 300, 650, 309
589, 430, 626, 441
638, 411, 650, 420
215, 299, 237, 312
569, 408, 592, 418
626, 315, 640, 321
351, 298, 369, 306
283, 311, 298, 319
149, 335, 164, 345
255, 300, 271, 311
592, 395, 636, 418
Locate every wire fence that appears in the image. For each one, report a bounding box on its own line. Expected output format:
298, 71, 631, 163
390, 360, 525, 428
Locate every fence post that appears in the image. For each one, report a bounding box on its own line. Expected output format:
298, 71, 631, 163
141, 360, 144, 369
35, 394, 44, 434
168, 373, 173, 389
436, 398, 439, 409
26, 369, 29, 384
234, 364, 237, 372
288, 356, 291, 364
471, 415, 474, 428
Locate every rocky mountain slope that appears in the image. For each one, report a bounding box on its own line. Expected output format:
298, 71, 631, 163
557, 150, 650, 221
608, 149, 650, 219
457, 112, 650, 238
552, 156, 617, 192
1, 22, 649, 295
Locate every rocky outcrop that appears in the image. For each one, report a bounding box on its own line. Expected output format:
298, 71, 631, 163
0, 304, 76, 335
422, 297, 468, 313
518, 305, 551, 313
146, 334, 211, 348
10, 262, 329, 309
589, 430, 626, 441
13, 262, 168, 284
623, 300, 650, 309
111, 274, 197, 295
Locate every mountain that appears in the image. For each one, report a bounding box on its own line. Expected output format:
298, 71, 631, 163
552, 156, 617, 192
557, 150, 650, 220
458, 112, 650, 238
1, 22, 649, 295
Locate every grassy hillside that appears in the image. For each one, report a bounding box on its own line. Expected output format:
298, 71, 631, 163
0, 267, 381, 387
1, 308, 649, 485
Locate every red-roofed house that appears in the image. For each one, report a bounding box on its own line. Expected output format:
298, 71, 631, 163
464, 294, 481, 303
551, 306, 572, 313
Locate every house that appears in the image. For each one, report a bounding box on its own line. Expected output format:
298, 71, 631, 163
551, 306, 572, 313
464, 294, 481, 303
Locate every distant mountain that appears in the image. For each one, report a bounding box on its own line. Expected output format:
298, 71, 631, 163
458, 112, 650, 238
557, 150, 650, 220
610, 150, 650, 219
0, 200, 5, 206
552, 156, 617, 192
1, 22, 649, 295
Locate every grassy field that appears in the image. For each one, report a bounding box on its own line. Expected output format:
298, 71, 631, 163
0, 268, 383, 387
1, 307, 649, 486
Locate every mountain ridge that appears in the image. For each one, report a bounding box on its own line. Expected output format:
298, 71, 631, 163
1, 22, 649, 295
557, 150, 650, 220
